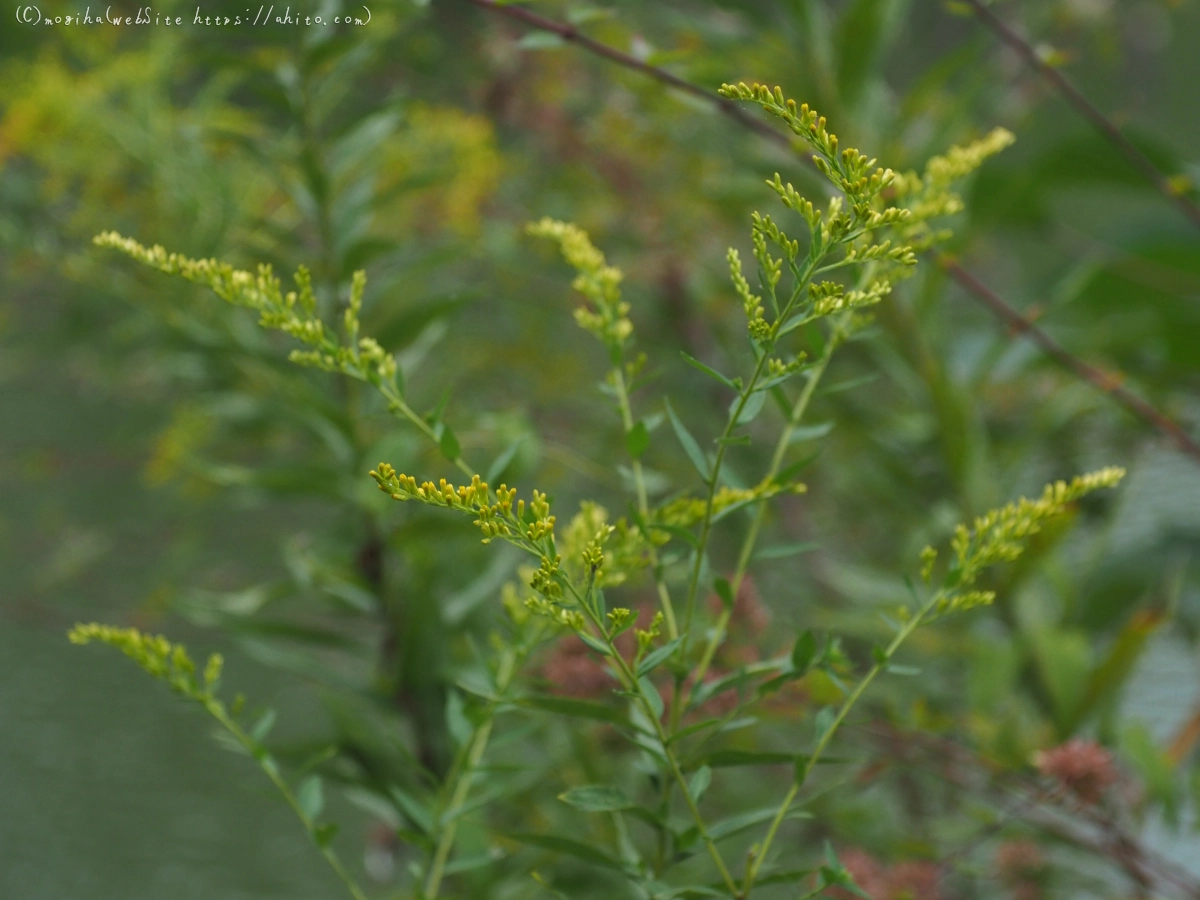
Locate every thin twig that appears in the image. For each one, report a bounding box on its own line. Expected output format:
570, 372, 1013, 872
866, 725, 1200, 900
461, 0, 1200, 466
961, 0, 1200, 233
938, 255, 1200, 464
463, 0, 791, 147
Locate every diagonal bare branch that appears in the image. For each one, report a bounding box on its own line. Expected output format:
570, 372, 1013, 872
961, 0, 1200, 233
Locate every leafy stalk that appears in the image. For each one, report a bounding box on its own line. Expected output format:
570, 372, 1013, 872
561, 579, 741, 897
612, 362, 680, 640
205, 702, 370, 900
739, 466, 1128, 896
424, 644, 522, 899
687, 337, 836, 696
67, 625, 369, 900
741, 589, 940, 897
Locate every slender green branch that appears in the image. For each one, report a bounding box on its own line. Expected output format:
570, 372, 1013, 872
378, 381, 476, 479
678, 264, 820, 660
205, 701, 371, 900
612, 364, 680, 639
741, 590, 944, 898
424, 646, 519, 899
563, 580, 740, 897
678, 350, 770, 644
688, 337, 836, 696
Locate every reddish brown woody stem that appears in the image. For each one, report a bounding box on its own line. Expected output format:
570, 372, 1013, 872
961, 0, 1200, 233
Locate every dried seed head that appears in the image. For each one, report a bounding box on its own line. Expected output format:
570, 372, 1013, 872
1034, 738, 1118, 804
995, 840, 1046, 882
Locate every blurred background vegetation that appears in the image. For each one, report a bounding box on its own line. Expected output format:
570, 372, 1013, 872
2, 1, 1200, 898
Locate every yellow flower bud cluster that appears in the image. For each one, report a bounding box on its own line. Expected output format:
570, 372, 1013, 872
936, 590, 997, 614
528, 218, 633, 353
766, 354, 807, 380
530, 554, 563, 602
606, 607, 634, 637
635, 611, 664, 656
369, 463, 559, 548
93, 232, 400, 389
558, 503, 651, 588
524, 595, 585, 630
69, 623, 223, 700
719, 83, 896, 218
728, 248, 770, 341
919, 545, 939, 583
918, 468, 1126, 614
513, 559, 588, 629
656, 477, 806, 529
843, 239, 918, 268
722, 88, 1016, 309
752, 212, 798, 266
812, 280, 892, 317
582, 534, 609, 572
889, 127, 1017, 251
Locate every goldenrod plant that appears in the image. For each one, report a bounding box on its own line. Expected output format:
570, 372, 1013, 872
73, 85, 1130, 900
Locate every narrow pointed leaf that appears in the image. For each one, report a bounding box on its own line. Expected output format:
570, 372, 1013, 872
439, 423, 461, 461
297, 775, 324, 820
637, 636, 684, 678
558, 784, 634, 813
486, 438, 523, 483
577, 632, 613, 656
792, 630, 818, 675
713, 576, 735, 610
732, 390, 767, 425
680, 351, 738, 390
507, 832, 625, 870
665, 398, 710, 481
755, 541, 819, 561
626, 420, 650, 459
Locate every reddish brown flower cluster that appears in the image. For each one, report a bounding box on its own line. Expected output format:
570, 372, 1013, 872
537, 578, 786, 721
1034, 738, 1117, 804
995, 840, 1046, 900
826, 848, 942, 900
539, 604, 647, 698
541, 634, 617, 698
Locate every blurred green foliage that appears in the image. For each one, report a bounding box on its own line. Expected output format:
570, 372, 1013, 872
2, 1, 1200, 898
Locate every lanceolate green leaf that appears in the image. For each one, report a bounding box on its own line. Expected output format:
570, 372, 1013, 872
506, 832, 626, 870
519, 695, 630, 729
755, 542, 819, 561
558, 784, 635, 812
637, 636, 684, 678
626, 420, 651, 459
680, 351, 739, 390
665, 397, 711, 481
700, 749, 797, 768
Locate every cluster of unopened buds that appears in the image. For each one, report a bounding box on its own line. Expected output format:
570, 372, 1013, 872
369, 464, 559, 546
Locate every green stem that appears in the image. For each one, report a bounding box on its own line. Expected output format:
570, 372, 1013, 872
565, 582, 741, 897
205, 701, 370, 900
676, 256, 823, 719
379, 382, 476, 480
423, 646, 519, 899
741, 589, 945, 898
679, 347, 772, 650
611, 365, 679, 640
689, 332, 838, 695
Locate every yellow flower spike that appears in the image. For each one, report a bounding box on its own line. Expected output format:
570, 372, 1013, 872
920, 546, 938, 583
529, 218, 633, 352
937, 467, 1125, 608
